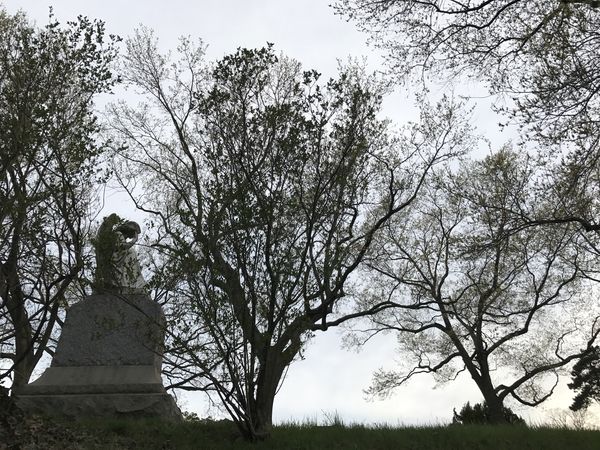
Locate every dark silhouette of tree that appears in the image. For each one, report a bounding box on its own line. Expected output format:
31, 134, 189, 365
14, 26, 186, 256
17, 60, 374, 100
356, 148, 599, 423
569, 344, 600, 411
0, 9, 119, 389
452, 401, 524, 425
108, 28, 470, 440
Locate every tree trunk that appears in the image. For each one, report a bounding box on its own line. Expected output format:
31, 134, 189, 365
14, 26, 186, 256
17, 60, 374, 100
11, 316, 35, 389
11, 351, 34, 389
248, 365, 281, 439
250, 387, 276, 439
5, 281, 35, 389
475, 356, 507, 424
482, 389, 506, 424
241, 350, 290, 441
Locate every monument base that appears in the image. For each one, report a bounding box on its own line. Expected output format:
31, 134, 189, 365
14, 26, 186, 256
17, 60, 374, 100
14, 364, 182, 421
15, 365, 165, 395
13, 293, 182, 421
15, 392, 182, 421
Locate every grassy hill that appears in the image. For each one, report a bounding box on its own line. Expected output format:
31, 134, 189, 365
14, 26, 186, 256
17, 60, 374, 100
12, 417, 599, 450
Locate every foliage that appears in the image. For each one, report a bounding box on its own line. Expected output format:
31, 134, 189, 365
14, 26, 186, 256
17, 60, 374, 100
335, 1, 600, 242
569, 345, 600, 411
0, 8, 119, 389
109, 28, 469, 440
337, 3, 600, 424
452, 401, 525, 425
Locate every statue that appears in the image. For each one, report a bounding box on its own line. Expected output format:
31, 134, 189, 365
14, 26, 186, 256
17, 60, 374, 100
93, 213, 146, 293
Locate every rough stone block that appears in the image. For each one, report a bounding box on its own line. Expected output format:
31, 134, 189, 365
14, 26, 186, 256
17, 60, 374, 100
14, 293, 182, 421
52, 293, 164, 367
16, 392, 182, 421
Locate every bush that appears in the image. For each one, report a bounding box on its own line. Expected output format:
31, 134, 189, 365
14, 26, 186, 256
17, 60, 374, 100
182, 411, 202, 422
452, 401, 525, 425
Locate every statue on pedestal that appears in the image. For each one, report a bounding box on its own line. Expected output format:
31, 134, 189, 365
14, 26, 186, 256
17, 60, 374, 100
14, 213, 181, 421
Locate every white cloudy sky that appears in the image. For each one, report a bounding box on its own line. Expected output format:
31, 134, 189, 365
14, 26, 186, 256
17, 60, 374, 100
4, 0, 588, 425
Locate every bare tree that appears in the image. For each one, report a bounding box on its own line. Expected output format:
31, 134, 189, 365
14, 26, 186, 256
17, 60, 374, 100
0, 9, 118, 389
356, 147, 600, 423
546, 406, 597, 430
108, 29, 470, 440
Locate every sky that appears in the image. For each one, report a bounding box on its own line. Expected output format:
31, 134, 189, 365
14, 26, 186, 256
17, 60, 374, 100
3, 0, 593, 426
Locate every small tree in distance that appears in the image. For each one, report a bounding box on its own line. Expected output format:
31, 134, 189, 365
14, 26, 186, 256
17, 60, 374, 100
569, 345, 600, 411
109, 28, 471, 440
452, 401, 524, 425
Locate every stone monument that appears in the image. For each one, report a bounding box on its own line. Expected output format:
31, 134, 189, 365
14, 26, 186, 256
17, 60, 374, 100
15, 214, 182, 420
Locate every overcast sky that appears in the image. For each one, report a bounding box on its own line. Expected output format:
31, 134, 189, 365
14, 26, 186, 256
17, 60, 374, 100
4, 0, 588, 426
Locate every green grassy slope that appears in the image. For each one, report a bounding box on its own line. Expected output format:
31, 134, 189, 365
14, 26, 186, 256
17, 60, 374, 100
60, 419, 600, 450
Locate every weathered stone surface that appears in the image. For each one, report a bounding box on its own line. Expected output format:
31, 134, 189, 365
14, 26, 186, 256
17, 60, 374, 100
15, 293, 182, 421
16, 392, 182, 421
52, 293, 163, 367
93, 214, 147, 293
18, 365, 164, 395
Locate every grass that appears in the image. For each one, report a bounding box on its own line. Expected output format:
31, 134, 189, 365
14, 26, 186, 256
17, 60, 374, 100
58, 417, 600, 450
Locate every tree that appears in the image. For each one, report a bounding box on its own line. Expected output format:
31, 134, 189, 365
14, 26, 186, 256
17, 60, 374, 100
0, 9, 118, 389
336, 0, 600, 422
452, 401, 524, 425
335, 1, 600, 143
546, 406, 596, 429
569, 344, 600, 411
108, 29, 470, 440
356, 148, 600, 423
335, 1, 600, 227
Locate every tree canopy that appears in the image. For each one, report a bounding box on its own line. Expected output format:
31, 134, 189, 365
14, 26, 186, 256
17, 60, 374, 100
335, 0, 600, 139
336, 2, 600, 413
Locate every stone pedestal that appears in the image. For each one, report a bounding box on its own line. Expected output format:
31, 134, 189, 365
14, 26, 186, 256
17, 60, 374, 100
14, 293, 182, 421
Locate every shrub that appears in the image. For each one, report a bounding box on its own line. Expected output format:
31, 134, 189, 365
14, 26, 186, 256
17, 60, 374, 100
452, 402, 525, 425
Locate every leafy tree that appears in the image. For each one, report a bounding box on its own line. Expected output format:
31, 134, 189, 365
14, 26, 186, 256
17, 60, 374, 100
108, 29, 470, 440
0, 9, 118, 389
356, 148, 599, 423
569, 345, 600, 411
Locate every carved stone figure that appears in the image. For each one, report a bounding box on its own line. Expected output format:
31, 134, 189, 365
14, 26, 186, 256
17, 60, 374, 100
93, 213, 146, 293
